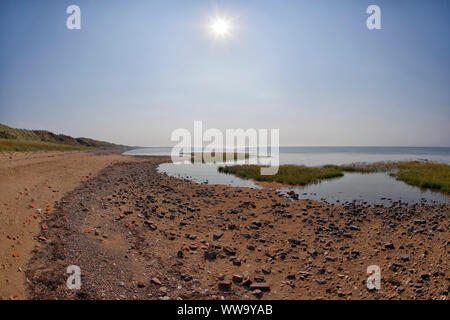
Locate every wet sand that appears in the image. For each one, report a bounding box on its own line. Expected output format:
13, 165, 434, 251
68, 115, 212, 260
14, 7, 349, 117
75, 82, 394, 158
20, 157, 449, 300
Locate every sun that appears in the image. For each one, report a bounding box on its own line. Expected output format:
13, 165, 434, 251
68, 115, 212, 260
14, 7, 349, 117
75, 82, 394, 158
210, 18, 231, 37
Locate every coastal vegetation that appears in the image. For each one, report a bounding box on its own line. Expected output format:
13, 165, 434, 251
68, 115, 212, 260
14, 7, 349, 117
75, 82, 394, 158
218, 161, 450, 193
393, 161, 449, 193
219, 164, 344, 185
0, 123, 128, 152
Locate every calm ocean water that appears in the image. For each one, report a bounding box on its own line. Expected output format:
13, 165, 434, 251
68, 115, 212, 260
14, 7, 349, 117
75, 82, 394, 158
124, 147, 450, 205
125, 146, 450, 165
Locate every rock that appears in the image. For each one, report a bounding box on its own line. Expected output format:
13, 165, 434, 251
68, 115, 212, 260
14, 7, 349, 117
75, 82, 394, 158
223, 246, 236, 256
228, 223, 237, 230
232, 275, 243, 283
213, 231, 224, 241
288, 239, 301, 246
181, 274, 193, 282
316, 279, 327, 285
204, 249, 217, 261
218, 281, 232, 291
351, 250, 360, 257
262, 268, 271, 275
400, 254, 410, 262
137, 281, 145, 288
420, 272, 430, 280
151, 277, 162, 285
159, 286, 168, 295
384, 242, 395, 250
242, 278, 252, 287
249, 283, 270, 291
252, 289, 263, 298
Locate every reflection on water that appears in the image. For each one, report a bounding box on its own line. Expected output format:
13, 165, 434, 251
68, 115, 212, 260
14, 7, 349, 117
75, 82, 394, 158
127, 147, 450, 206
157, 161, 261, 189
279, 172, 449, 206
158, 162, 449, 206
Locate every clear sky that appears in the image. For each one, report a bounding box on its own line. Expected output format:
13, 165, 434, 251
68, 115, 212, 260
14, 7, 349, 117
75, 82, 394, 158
0, 0, 449, 147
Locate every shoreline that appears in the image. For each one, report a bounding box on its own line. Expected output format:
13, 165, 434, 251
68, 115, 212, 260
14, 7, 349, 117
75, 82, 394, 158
0, 151, 145, 299
19, 155, 449, 300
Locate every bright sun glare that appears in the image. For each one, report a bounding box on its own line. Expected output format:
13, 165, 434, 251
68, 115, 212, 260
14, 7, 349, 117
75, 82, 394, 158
211, 18, 231, 37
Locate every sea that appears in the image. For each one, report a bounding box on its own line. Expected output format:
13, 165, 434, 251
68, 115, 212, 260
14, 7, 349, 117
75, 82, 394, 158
124, 147, 450, 206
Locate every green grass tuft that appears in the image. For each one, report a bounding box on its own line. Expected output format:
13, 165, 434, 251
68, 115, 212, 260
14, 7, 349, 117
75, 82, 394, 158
393, 161, 450, 193
219, 160, 450, 193
218, 164, 343, 186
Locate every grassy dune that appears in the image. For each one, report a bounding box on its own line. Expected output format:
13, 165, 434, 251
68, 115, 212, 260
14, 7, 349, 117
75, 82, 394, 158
219, 161, 450, 193
0, 139, 87, 152
0, 123, 128, 152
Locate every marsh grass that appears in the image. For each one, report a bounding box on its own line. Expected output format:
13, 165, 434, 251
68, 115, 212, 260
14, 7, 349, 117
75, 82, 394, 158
190, 152, 249, 164
393, 161, 450, 193
219, 160, 450, 193
218, 164, 344, 186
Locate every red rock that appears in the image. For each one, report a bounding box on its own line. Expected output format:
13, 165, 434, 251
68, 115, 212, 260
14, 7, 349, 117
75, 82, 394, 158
151, 277, 162, 285
218, 281, 232, 291
137, 281, 145, 288
252, 289, 263, 298
242, 278, 252, 286
249, 283, 270, 291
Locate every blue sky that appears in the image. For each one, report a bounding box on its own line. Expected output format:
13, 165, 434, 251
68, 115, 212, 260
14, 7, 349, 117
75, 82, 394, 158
0, 0, 449, 146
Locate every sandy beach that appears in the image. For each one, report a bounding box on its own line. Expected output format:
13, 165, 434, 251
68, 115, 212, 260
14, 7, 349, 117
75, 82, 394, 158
0, 151, 143, 299
1, 152, 445, 300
